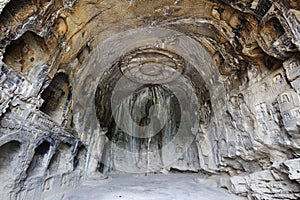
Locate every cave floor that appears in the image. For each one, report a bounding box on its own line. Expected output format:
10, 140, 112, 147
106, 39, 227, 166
45, 173, 245, 200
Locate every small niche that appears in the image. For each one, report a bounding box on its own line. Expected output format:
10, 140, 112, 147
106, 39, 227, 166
40, 72, 70, 124
73, 145, 87, 171
260, 18, 285, 46
47, 143, 73, 174
255, 0, 272, 17
0, 0, 36, 23
3, 31, 49, 75
0, 141, 21, 174
0, 0, 53, 28
26, 141, 52, 177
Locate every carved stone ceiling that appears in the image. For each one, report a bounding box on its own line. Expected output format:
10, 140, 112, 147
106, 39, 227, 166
0, 0, 299, 80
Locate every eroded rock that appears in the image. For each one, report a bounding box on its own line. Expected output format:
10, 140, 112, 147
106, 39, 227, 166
0, 0, 299, 199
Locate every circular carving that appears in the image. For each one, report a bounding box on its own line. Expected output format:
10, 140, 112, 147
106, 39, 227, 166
120, 48, 185, 84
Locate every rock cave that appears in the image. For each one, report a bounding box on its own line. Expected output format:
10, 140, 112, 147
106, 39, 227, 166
0, 0, 299, 199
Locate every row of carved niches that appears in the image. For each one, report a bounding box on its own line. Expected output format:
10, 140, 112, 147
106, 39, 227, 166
223, 0, 300, 58
0, 70, 84, 200
0, 134, 87, 199
284, 57, 300, 91
281, 56, 300, 136
20, 139, 86, 200
241, 62, 300, 148
214, 56, 300, 178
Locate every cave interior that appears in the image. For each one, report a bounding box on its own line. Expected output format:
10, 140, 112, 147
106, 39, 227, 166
0, 0, 300, 199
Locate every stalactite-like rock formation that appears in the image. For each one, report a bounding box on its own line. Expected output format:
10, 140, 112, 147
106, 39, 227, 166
0, 0, 299, 199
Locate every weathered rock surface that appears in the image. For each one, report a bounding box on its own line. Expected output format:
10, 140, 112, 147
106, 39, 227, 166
0, 0, 299, 199
284, 158, 300, 183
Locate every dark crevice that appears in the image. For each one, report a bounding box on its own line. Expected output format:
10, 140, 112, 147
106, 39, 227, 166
169, 168, 200, 174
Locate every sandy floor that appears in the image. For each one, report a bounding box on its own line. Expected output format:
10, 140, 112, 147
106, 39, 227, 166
45, 174, 245, 200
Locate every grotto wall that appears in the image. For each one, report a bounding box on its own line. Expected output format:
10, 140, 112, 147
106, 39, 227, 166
0, 0, 299, 199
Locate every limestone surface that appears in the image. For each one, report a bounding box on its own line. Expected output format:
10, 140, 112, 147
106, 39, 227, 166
0, 0, 299, 199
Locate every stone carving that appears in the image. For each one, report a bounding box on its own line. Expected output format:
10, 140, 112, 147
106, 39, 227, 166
0, 0, 300, 199
278, 90, 300, 134
120, 47, 184, 84
284, 57, 300, 81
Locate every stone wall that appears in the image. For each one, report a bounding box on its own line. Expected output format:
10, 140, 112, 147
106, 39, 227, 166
0, 0, 299, 199
0, 63, 86, 199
